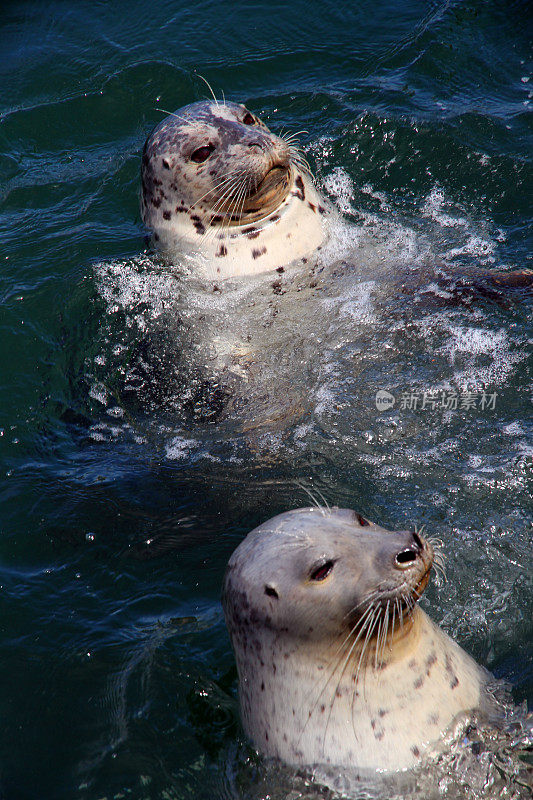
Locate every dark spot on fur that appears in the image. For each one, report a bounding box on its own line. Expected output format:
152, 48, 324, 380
445, 654, 454, 675
270, 214, 280, 221
276, 266, 285, 274
425, 653, 437, 674
371, 719, 376, 729
320, 705, 325, 713
212, 284, 220, 293
308, 201, 317, 212
378, 708, 388, 717
252, 246, 267, 259
302, 257, 308, 263
261, 682, 265, 691
375, 730, 384, 741
428, 713, 439, 725
412, 746, 420, 758
216, 244, 228, 257
414, 676, 424, 689
210, 215, 223, 224
450, 675, 459, 689
265, 731, 269, 741
318, 205, 326, 215
247, 230, 260, 239
272, 280, 284, 295
162, 159, 170, 170
175, 205, 186, 213
151, 196, 161, 208
162, 210, 171, 220
294, 174, 305, 200
193, 219, 205, 235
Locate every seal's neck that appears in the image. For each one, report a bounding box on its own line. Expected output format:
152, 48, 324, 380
153, 170, 330, 279
235, 608, 486, 772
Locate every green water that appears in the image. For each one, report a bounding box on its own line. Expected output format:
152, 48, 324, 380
0, 1, 531, 798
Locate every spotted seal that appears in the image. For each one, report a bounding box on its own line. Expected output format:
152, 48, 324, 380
141, 100, 329, 279
222, 507, 492, 772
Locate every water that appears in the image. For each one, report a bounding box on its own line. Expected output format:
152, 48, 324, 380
0, 1, 531, 798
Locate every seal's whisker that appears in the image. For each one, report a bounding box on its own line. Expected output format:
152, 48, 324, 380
297, 604, 376, 750
343, 590, 382, 620
196, 74, 219, 107
295, 481, 327, 515
187, 169, 244, 215
311, 604, 376, 702
290, 149, 313, 177
285, 129, 309, 141
390, 600, 397, 651
321, 604, 379, 750
378, 600, 390, 668
352, 604, 381, 707
432, 556, 447, 587
427, 535, 446, 557
202, 172, 249, 236
153, 108, 189, 124
374, 610, 384, 670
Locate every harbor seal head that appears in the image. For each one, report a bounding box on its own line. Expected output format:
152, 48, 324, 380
141, 100, 329, 279
222, 507, 489, 772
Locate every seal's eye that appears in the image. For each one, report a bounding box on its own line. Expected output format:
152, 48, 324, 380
264, 585, 279, 598
242, 112, 256, 125
310, 560, 335, 581
191, 144, 215, 163
356, 513, 370, 527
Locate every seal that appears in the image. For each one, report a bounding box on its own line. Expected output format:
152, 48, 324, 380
141, 100, 329, 279
222, 507, 491, 772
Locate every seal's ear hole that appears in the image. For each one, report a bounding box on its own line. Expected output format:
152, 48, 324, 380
264, 585, 279, 599
243, 112, 256, 125
356, 513, 370, 527
191, 144, 215, 163
310, 560, 335, 581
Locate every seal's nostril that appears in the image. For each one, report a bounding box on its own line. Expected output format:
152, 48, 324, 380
396, 549, 417, 566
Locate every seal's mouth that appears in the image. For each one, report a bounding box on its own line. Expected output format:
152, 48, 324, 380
240, 164, 292, 221
412, 563, 432, 598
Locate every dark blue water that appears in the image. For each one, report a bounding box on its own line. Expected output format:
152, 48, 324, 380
0, 1, 531, 798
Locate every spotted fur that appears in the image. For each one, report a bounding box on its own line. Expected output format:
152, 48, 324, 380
222, 507, 491, 772
140, 100, 330, 279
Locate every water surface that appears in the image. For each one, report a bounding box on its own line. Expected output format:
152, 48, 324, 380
0, 1, 531, 798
